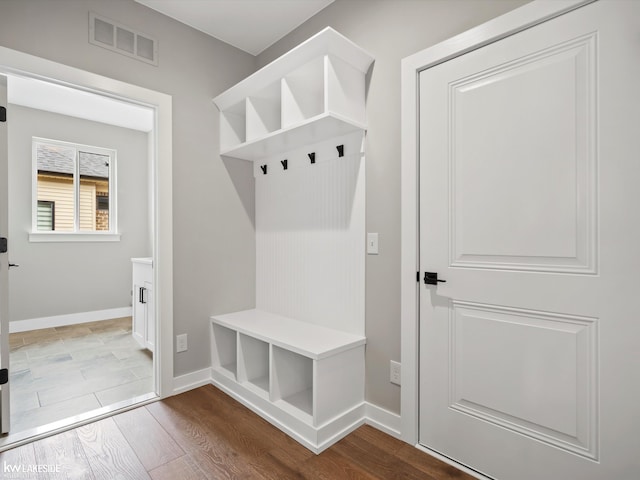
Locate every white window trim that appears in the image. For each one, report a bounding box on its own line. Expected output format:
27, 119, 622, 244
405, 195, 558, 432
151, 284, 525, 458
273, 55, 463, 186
28, 232, 121, 242
31, 136, 119, 241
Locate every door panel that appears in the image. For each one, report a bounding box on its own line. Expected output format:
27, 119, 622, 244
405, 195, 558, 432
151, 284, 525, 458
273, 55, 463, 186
419, 1, 640, 478
449, 301, 596, 457
449, 32, 596, 273
0, 74, 9, 433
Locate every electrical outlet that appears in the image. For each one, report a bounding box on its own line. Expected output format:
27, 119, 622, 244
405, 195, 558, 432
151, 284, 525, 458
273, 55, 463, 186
176, 334, 188, 353
390, 360, 401, 385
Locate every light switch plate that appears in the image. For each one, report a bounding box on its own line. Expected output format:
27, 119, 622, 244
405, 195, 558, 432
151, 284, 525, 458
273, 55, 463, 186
367, 233, 379, 255
176, 334, 188, 353
390, 360, 401, 385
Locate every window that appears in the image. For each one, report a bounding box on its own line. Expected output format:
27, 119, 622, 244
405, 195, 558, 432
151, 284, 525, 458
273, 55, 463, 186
37, 200, 55, 231
32, 138, 117, 239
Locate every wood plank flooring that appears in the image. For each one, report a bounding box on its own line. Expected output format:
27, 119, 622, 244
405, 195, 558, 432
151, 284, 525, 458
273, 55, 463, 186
0, 385, 475, 479
9, 318, 153, 432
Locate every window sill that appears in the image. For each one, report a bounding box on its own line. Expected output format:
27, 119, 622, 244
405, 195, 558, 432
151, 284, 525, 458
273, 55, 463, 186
29, 232, 121, 243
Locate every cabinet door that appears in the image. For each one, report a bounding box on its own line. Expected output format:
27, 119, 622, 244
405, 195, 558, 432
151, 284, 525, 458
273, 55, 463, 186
143, 280, 154, 352
132, 284, 146, 349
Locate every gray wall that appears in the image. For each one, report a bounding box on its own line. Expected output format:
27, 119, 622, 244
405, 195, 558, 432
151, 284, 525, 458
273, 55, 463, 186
258, 0, 530, 414
8, 105, 149, 321
0, 0, 533, 413
0, 0, 257, 376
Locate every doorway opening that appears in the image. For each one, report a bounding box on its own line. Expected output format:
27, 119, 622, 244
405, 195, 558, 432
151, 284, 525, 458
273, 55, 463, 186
0, 51, 173, 448
7, 73, 155, 437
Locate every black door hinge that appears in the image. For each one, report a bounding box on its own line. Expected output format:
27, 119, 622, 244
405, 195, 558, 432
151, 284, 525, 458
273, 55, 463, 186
417, 271, 420, 282
0, 237, 6, 253
0, 368, 8, 385
0, 106, 6, 122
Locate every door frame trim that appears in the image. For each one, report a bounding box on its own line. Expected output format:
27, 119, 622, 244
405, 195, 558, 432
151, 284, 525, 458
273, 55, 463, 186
0, 46, 173, 433
399, 0, 595, 445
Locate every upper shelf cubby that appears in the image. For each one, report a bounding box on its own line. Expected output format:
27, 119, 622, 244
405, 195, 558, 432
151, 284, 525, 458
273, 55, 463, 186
213, 27, 374, 162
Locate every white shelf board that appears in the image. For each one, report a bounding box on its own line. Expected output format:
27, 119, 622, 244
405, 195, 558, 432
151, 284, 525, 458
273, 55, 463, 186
211, 309, 366, 360
248, 375, 269, 393
219, 113, 366, 162
274, 390, 314, 424
218, 362, 237, 379
131, 257, 152, 265
242, 378, 270, 399
213, 27, 374, 112
283, 388, 313, 416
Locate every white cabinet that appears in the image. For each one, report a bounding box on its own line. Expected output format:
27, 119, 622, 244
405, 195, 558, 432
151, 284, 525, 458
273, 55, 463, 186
211, 27, 372, 453
132, 257, 154, 352
213, 27, 374, 162
210, 309, 365, 452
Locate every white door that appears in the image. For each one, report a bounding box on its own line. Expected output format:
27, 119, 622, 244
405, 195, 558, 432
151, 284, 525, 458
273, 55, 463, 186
419, 1, 640, 479
0, 74, 10, 433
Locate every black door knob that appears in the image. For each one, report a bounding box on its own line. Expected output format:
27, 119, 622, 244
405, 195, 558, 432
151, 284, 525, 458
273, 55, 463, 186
424, 271, 446, 285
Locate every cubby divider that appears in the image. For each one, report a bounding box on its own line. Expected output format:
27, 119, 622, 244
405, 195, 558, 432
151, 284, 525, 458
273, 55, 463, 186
238, 333, 270, 396
211, 323, 237, 379
325, 54, 366, 125
281, 56, 324, 128
219, 100, 246, 151
246, 82, 281, 141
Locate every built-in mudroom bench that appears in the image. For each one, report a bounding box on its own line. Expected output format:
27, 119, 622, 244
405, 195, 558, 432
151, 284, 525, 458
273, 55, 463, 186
211, 27, 374, 453
210, 309, 366, 451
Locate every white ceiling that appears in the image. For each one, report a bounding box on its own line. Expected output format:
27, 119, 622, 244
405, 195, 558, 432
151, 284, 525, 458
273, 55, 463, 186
134, 0, 335, 55
8, 76, 154, 132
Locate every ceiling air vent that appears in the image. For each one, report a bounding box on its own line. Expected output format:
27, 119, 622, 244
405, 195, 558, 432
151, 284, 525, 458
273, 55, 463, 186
89, 13, 158, 66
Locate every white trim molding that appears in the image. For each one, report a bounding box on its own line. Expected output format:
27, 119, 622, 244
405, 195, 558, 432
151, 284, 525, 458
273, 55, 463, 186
28, 233, 121, 242
400, 0, 595, 446
172, 368, 213, 396
9, 307, 132, 333
364, 402, 402, 440
173, 372, 403, 451
0, 46, 174, 400
210, 372, 366, 454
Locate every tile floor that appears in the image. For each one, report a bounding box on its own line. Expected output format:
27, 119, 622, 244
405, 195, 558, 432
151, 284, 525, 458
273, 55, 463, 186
9, 317, 153, 433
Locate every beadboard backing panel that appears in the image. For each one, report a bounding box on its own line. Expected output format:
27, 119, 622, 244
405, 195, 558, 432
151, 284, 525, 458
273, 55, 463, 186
255, 132, 365, 335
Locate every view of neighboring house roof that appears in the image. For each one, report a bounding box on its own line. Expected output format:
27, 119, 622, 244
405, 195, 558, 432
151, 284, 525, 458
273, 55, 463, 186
37, 143, 109, 179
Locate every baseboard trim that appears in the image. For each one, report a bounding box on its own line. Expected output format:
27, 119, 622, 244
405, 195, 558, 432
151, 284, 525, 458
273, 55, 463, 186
210, 371, 367, 454
172, 370, 403, 449
364, 402, 402, 440
9, 307, 133, 333
172, 368, 213, 396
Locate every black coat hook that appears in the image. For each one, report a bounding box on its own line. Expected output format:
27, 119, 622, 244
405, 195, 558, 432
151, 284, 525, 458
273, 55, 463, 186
336, 145, 344, 157
308, 152, 316, 164
281, 159, 288, 170
260, 165, 267, 175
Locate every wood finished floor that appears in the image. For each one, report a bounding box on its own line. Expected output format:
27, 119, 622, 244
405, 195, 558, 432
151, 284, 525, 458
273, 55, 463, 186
0, 385, 474, 479
9, 317, 153, 433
